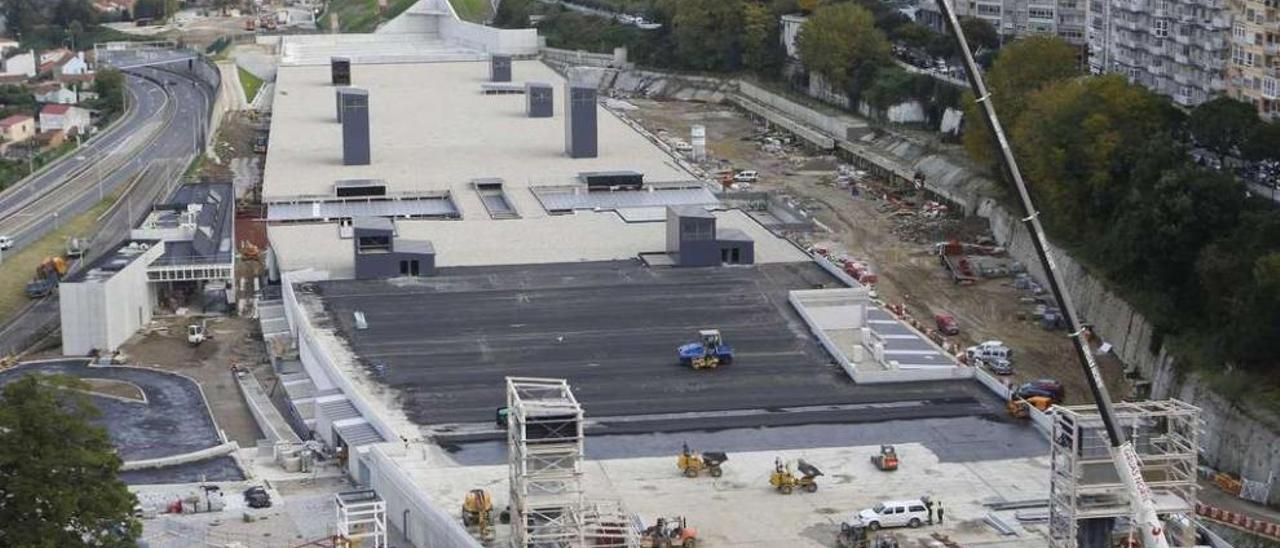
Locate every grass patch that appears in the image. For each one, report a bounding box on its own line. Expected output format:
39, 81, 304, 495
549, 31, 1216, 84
449, 0, 492, 23
320, 0, 422, 32
237, 66, 264, 105
0, 193, 118, 325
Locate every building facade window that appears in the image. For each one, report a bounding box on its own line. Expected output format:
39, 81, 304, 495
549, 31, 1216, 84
1154, 18, 1169, 37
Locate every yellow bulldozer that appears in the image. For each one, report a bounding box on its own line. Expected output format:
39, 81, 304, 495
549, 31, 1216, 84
676, 443, 728, 478
461, 489, 495, 541
769, 457, 822, 494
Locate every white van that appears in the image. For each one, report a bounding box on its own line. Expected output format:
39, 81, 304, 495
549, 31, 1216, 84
733, 170, 759, 183
847, 499, 930, 530
0, 236, 12, 250
966, 340, 1012, 363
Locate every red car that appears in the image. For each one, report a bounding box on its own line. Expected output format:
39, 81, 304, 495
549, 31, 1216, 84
934, 314, 959, 336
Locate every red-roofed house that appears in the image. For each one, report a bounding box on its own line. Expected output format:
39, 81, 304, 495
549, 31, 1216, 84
0, 114, 36, 151
39, 104, 90, 134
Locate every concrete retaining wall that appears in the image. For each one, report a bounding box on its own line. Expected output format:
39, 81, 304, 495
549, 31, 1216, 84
121, 441, 238, 471
363, 445, 481, 548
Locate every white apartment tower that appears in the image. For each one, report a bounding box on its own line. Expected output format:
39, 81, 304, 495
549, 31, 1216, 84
1225, 0, 1279, 119
1087, 0, 1232, 106
920, 0, 1088, 46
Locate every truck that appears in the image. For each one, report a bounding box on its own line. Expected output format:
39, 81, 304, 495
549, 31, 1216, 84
936, 240, 978, 285
25, 256, 68, 298
933, 314, 959, 336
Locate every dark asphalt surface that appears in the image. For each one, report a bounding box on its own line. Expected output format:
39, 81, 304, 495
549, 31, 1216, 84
312, 260, 1006, 434
119, 456, 243, 485
446, 415, 1050, 465
0, 359, 225, 460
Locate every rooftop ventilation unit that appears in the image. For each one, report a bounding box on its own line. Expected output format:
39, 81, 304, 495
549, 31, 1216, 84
490, 54, 512, 82
340, 88, 370, 166
578, 171, 643, 190
526, 82, 553, 118
331, 56, 351, 85
334, 179, 387, 198
564, 84, 598, 158
335, 87, 353, 122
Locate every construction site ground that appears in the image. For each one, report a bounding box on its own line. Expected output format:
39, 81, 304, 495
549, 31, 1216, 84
622, 98, 1130, 407
119, 316, 269, 448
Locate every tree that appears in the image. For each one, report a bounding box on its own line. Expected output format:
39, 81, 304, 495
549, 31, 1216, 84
959, 17, 999, 55
92, 68, 126, 120
1188, 97, 1259, 161
1241, 121, 1280, 162
796, 3, 889, 92
493, 0, 534, 28
52, 0, 97, 28
1010, 75, 1175, 237
741, 1, 777, 75
4, 0, 45, 38
0, 375, 139, 547
797, 0, 821, 13
963, 36, 1079, 166
671, 0, 747, 71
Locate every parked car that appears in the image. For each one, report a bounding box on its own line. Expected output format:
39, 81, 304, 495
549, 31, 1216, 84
733, 170, 759, 183
966, 340, 1012, 363
846, 499, 930, 530
1015, 379, 1065, 403
0, 236, 12, 250
981, 358, 1014, 376
933, 314, 959, 336
243, 486, 272, 509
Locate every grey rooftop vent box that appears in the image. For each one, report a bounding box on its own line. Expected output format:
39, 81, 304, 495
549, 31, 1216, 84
331, 56, 351, 86
340, 88, 370, 166
490, 55, 512, 82
526, 82, 553, 118
564, 84, 598, 158
335, 179, 387, 197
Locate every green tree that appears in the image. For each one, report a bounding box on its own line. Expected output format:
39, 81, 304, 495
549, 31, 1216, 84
1011, 75, 1174, 237
741, 1, 776, 75
0, 375, 140, 547
52, 0, 97, 27
963, 35, 1079, 166
92, 68, 126, 121
4, 0, 45, 38
671, 0, 747, 71
1241, 121, 1280, 162
1188, 97, 1259, 161
493, 0, 534, 28
796, 3, 889, 92
797, 0, 821, 13
959, 16, 999, 55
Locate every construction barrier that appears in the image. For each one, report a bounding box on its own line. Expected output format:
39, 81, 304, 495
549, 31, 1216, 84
1194, 502, 1280, 541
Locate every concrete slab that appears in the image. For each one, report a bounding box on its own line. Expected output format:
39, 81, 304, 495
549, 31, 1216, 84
395, 431, 1054, 547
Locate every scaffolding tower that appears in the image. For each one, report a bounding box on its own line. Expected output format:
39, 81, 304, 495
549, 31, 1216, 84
1048, 400, 1201, 547
507, 377, 587, 548
335, 489, 387, 548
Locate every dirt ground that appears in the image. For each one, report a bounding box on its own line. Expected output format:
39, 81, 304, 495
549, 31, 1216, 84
119, 315, 271, 447
624, 98, 1129, 406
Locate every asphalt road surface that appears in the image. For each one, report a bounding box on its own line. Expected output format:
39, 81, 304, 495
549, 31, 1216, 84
311, 260, 1007, 439
0, 358, 243, 484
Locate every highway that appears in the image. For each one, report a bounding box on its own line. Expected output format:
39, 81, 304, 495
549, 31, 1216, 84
0, 50, 217, 355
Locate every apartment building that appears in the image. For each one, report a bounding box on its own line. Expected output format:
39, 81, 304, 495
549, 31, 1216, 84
1226, 0, 1279, 119
1088, 0, 1232, 106
916, 0, 1088, 46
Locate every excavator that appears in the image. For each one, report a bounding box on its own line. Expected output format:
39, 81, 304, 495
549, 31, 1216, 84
937, 2, 1173, 545
25, 256, 68, 298
461, 489, 495, 542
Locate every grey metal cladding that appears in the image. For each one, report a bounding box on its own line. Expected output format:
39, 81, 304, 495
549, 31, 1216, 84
490, 55, 512, 82
341, 88, 370, 166
564, 85, 598, 158
331, 56, 351, 85
526, 82, 553, 118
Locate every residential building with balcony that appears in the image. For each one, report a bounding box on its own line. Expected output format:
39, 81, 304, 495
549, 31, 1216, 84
1088, 0, 1232, 106
916, 0, 1088, 47
1226, 0, 1279, 119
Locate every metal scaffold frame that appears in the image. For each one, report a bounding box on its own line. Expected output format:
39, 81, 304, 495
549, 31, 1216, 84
507, 377, 586, 548
1048, 400, 1201, 547
335, 489, 387, 548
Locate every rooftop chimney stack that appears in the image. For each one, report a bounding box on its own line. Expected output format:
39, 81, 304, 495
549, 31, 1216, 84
564, 83, 598, 158
340, 88, 370, 166
526, 82, 553, 118
490, 55, 512, 82
331, 56, 351, 85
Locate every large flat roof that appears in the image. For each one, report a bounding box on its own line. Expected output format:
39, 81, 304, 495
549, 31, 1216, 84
268, 208, 808, 276
263, 59, 692, 201
300, 260, 1006, 441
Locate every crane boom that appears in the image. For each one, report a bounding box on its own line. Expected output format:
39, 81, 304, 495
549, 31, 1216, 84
930, 5, 1170, 547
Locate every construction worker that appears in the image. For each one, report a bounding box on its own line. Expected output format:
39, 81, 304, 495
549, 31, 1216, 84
937, 501, 944, 524
924, 496, 934, 524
